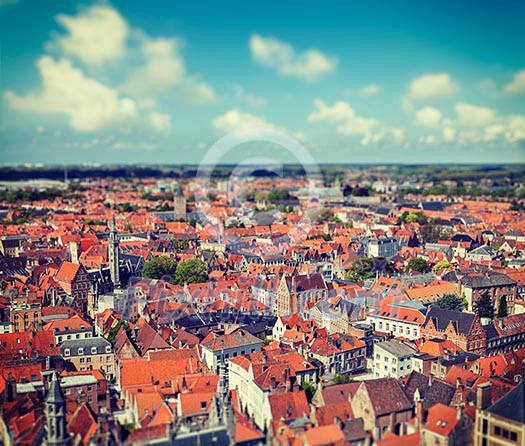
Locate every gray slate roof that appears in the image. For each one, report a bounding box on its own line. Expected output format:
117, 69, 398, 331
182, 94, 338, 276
486, 380, 525, 423
424, 307, 475, 335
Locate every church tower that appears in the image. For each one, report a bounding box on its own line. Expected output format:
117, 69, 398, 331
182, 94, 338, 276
173, 183, 187, 221
108, 215, 120, 288
44, 372, 70, 446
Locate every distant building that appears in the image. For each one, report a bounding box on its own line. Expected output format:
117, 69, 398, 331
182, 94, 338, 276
9, 302, 42, 333
276, 273, 328, 317
459, 271, 517, 315
368, 237, 399, 258
200, 328, 262, 372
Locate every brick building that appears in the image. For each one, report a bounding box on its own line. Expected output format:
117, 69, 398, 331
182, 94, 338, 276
421, 308, 487, 355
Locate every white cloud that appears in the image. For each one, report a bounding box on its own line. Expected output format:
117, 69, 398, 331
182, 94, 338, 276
455, 102, 496, 127
504, 115, 525, 143
232, 85, 266, 107
442, 126, 456, 142
419, 135, 437, 145
504, 69, 525, 94
55, 5, 129, 66
308, 99, 378, 137
249, 34, 337, 81
4, 56, 137, 131
124, 36, 215, 107
360, 84, 381, 95
415, 106, 442, 128
404, 73, 458, 109
148, 112, 171, 134
212, 109, 276, 133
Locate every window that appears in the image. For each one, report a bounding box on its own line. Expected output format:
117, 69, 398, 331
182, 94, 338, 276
87, 386, 93, 392
78, 347, 84, 355
91, 347, 97, 354
64, 349, 70, 356
105, 346, 111, 353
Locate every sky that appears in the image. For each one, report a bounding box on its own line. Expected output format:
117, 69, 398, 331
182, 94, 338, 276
1, 0, 525, 165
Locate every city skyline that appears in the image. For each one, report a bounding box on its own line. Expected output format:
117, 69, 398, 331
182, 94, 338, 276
1, 0, 525, 164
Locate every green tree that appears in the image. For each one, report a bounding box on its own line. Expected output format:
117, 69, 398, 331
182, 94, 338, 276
333, 374, 354, 384
497, 296, 508, 318
121, 202, 134, 212
433, 260, 451, 271
406, 257, 429, 273
301, 381, 316, 403
474, 292, 495, 319
432, 293, 464, 312
174, 258, 209, 285
345, 258, 375, 283
316, 208, 334, 223
173, 238, 190, 253
142, 256, 178, 280
267, 188, 291, 201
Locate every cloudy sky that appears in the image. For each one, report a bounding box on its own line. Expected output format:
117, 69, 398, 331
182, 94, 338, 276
1, 0, 524, 165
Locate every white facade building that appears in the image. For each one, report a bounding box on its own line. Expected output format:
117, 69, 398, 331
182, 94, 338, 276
373, 340, 417, 379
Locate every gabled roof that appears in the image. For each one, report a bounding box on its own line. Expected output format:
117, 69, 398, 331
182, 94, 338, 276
358, 378, 412, 416
486, 380, 525, 423
424, 403, 460, 437
424, 307, 475, 335
55, 261, 81, 282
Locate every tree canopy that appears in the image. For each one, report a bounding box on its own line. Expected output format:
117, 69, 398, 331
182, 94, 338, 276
474, 292, 495, 319
345, 257, 375, 283
173, 258, 209, 285
142, 256, 178, 281
432, 293, 464, 312
406, 257, 429, 273
497, 296, 508, 318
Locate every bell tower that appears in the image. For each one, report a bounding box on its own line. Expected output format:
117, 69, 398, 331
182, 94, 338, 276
173, 183, 187, 221
108, 215, 120, 288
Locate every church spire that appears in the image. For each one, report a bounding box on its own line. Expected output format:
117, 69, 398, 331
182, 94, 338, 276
44, 372, 70, 446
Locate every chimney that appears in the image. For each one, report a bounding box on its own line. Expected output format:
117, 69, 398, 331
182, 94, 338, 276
476, 382, 492, 410
456, 404, 464, 420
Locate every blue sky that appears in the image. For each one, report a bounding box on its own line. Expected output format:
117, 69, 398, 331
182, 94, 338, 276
1, 0, 524, 165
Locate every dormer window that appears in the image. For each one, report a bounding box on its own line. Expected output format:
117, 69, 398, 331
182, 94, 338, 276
78, 347, 84, 355
91, 347, 97, 354
64, 348, 70, 356
105, 346, 111, 353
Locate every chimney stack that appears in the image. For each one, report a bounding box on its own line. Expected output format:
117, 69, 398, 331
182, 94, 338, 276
476, 382, 492, 410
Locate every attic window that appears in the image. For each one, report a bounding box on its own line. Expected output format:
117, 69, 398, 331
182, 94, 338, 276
200, 401, 207, 409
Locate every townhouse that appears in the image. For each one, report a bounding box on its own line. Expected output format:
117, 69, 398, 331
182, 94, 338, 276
307, 334, 366, 375
373, 340, 417, 379
60, 336, 117, 381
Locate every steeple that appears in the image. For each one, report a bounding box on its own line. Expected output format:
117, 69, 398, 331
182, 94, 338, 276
108, 215, 120, 288
173, 183, 187, 221
44, 372, 70, 446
